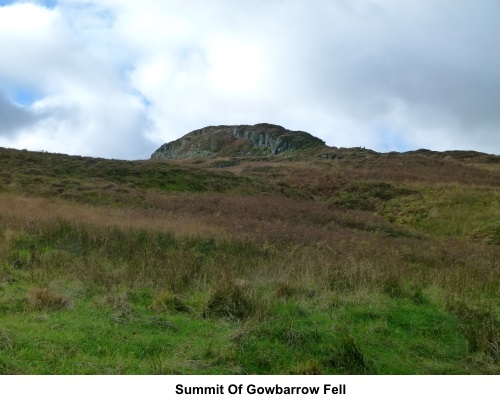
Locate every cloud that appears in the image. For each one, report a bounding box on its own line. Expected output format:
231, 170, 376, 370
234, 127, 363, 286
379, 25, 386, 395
8, 90, 155, 159
0, 1, 155, 158
107, 0, 500, 153
0, 92, 39, 135
1, 0, 499, 157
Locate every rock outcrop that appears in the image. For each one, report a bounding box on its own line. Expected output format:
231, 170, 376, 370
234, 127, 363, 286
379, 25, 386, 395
151, 123, 326, 160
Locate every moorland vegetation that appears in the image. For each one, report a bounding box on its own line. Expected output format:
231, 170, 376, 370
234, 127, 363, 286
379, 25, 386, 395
0, 134, 498, 374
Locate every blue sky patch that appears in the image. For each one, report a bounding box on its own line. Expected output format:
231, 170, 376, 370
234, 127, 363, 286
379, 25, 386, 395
0, 1, 57, 8
11, 88, 42, 107
40, 0, 57, 9
376, 126, 410, 152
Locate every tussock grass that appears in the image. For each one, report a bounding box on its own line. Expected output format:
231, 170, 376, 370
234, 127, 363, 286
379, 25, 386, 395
446, 298, 499, 361
27, 287, 72, 311
152, 291, 193, 314
204, 277, 258, 320
329, 334, 373, 374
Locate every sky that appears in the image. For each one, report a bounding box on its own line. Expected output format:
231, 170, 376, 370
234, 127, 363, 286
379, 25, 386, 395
0, 0, 499, 159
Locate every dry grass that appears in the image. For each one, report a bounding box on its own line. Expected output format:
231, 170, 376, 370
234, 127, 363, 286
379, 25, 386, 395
2, 190, 496, 300
27, 287, 72, 311
0, 194, 222, 238
152, 291, 193, 314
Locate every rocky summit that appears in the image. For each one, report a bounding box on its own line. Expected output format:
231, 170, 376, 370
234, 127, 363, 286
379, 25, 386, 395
150, 123, 326, 159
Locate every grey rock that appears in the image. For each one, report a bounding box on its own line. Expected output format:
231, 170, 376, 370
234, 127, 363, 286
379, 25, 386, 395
151, 123, 326, 160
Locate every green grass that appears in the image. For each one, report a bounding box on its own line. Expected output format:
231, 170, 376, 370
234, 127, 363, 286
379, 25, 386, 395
382, 186, 500, 238
0, 148, 264, 207
1, 220, 498, 374
0, 301, 238, 374
330, 180, 500, 244
1, 277, 493, 374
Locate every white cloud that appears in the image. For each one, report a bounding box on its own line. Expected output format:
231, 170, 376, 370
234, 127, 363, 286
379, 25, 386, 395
0, 3, 64, 88
1, 0, 499, 158
0, 1, 155, 158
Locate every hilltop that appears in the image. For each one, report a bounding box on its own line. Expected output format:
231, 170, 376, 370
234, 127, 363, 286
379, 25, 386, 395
151, 123, 500, 170
151, 123, 326, 159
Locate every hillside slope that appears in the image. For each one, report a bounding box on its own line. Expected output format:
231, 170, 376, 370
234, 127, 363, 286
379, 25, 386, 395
0, 145, 498, 374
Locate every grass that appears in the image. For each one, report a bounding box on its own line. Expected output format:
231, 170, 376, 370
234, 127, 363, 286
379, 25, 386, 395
0, 146, 499, 374
0, 147, 264, 207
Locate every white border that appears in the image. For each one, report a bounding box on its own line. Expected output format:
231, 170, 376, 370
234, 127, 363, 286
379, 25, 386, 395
0, 375, 498, 405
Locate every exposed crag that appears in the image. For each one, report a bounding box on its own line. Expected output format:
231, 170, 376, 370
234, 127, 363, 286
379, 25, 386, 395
151, 123, 326, 159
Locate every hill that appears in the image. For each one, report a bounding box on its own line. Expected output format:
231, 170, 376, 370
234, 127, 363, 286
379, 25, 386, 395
151, 123, 326, 159
151, 123, 500, 167
0, 143, 499, 374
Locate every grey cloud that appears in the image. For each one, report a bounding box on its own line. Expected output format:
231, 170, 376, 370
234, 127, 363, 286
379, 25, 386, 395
0, 92, 39, 136
266, 0, 500, 152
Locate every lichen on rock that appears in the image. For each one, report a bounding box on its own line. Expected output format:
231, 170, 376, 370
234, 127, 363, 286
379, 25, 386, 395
151, 123, 326, 160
